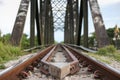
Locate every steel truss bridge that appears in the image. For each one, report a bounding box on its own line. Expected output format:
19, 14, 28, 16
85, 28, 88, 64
10, 0, 110, 48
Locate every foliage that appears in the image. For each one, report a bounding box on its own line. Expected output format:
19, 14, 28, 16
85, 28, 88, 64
80, 35, 84, 45
96, 48, 107, 55
0, 33, 31, 49
35, 36, 39, 46
106, 28, 116, 44
87, 45, 119, 64
106, 28, 115, 39
1, 33, 11, 44
0, 42, 23, 64
0, 30, 1, 37
0, 64, 5, 69
88, 53, 111, 64
87, 27, 119, 47
88, 33, 96, 47
96, 45, 116, 55
54, 41, 59, 44
21, 34, 30, 49
105, 45, 116, 53
113, 52, 120, 61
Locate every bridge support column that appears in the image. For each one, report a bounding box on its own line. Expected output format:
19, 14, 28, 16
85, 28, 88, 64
10, 0, 30, 46
64, 0, 74, 44
44, 0, 49, 45
89, 0, 110, 47
30, 0, 36, 47
49, 4, 54, 44
36, 0, 41, 46
64, 8, 68, 43
83, 0, 88, 48
44, 0, 54, 45
69, 0, 74, 44
74, 0, 79, 45
76, 0, 83, 46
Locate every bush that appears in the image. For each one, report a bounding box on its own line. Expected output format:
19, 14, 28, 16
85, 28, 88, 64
0, 42, 23, 64
0, 64, 5, 69
96, 45, 116, 55
105, 45, 116, 53
96, 48, 107, 55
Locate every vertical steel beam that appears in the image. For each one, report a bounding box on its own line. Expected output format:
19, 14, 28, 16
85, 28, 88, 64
64, 7, 68, 43
69, 0, 74, 44
89, 0, 110, 47
67, 2, 71, 43
49, 1, 54, 44
10, 0, 30, 46
74, 0, 79, 44
40, 0, 44, 44
66, 0, 74, 44
30, 0, 36, 47
44, 0, 47, 45
83, 0, 88, 47
48, 0, 51, 44
76, 0, 83, 45
51, 10, 54, 44
44, 0, 49, 45
35, 0, 41, 45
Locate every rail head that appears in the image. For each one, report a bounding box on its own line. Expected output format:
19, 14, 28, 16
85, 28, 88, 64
67, 44, 97, 53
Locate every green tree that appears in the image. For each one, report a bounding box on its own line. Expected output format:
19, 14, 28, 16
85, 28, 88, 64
106, 28, 114, 39
0, 30, 2, 41
21, 34, 30, 49
0, 30, 1, 37
88, 32, 96, 47
2, 33, 11, 44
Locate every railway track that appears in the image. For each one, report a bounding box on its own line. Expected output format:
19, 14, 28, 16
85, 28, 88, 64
0, 44, 120, 80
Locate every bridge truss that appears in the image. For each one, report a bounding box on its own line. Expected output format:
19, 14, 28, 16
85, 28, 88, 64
10, 0, 110, 48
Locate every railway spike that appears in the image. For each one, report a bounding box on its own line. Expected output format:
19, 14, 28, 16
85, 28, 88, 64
26, 65, 34, 72
32, 61, 38, 67
19, 71, 29, 79
94, 70, 103, 79
87, 65, 94, 72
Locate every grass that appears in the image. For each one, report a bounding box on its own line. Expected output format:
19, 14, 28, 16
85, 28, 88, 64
87, 53, 112, 64
112, 51, 120, 61
0, 42, 26, 69
0, 64, 5, 69
0, 42, 44, 69
86, 45, 120, 64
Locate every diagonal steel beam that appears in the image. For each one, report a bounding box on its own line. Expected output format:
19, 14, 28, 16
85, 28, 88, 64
10, 0, 30, 46
89, 0, 110, 47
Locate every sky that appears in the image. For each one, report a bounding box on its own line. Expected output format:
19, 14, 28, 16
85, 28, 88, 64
0, 0, 120, 42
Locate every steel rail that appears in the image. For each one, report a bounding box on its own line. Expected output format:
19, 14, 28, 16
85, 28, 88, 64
0, 45, 55, 80
65, 44, 120, 80
67, 44, 97, 53
40, 44, 80, 79
0, 44, 120, 80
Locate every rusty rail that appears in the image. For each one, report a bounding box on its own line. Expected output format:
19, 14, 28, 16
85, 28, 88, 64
0, 45, 54, 80
0, 44, 120, 80
67, 44, 97, 53
65, 44, 120, 80
40, 44, 80, 78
